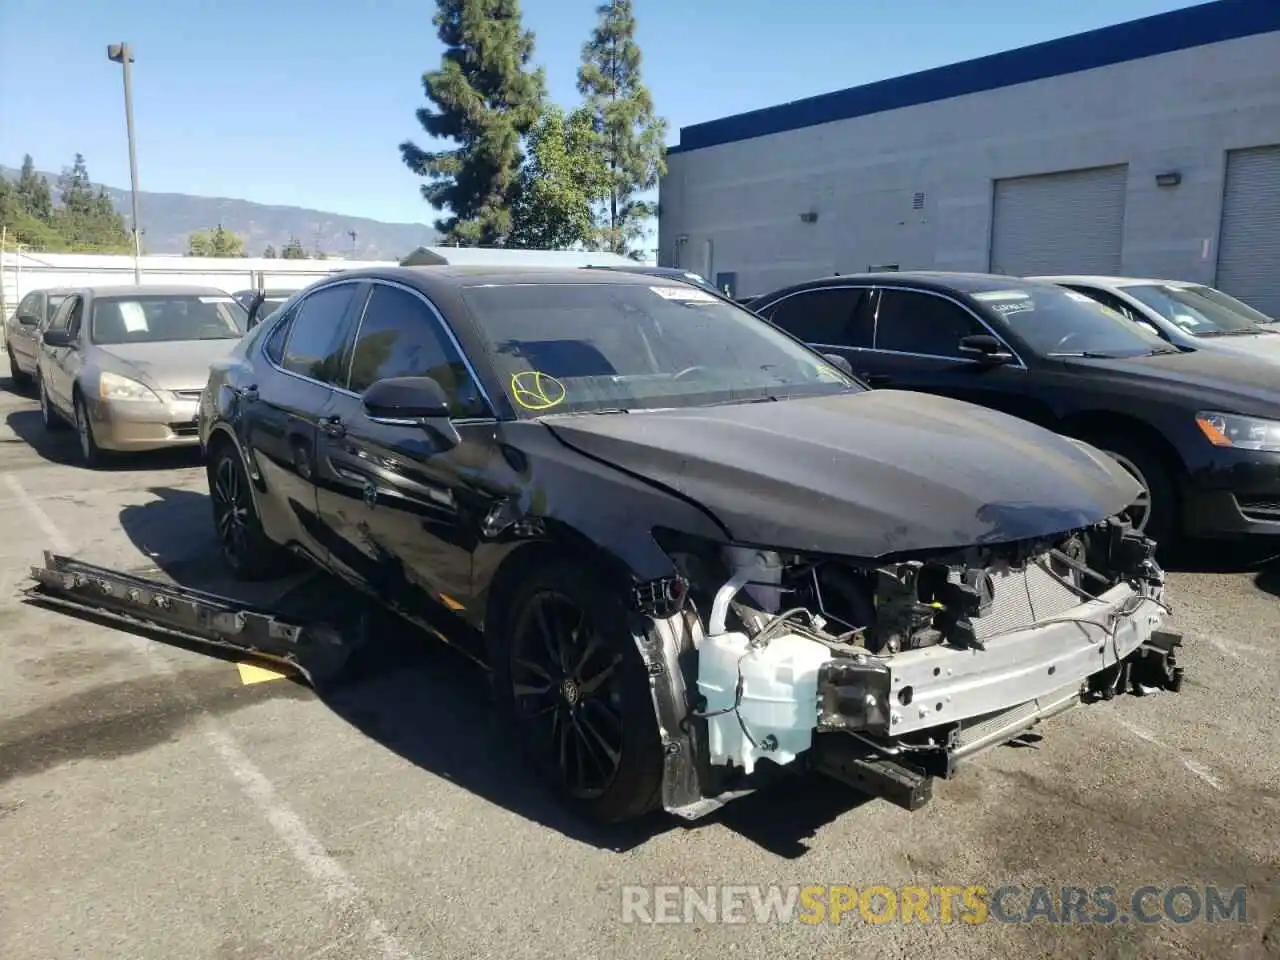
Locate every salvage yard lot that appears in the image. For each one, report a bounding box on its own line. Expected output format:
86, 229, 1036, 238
0, 355, 1277, 960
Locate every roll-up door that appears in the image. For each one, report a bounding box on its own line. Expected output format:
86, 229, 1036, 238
1216, 145, 1280, 318
989, 165, 1129, 277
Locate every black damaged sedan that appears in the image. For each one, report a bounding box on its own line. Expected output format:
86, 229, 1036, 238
198, 266, 1182, 823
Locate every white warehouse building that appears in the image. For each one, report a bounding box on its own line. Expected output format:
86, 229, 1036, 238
657, 0, 1280, 314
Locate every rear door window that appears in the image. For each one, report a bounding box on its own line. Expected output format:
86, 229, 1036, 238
766, 287, 874, 347
280, 282, 362, 386
874, 289, 985, 357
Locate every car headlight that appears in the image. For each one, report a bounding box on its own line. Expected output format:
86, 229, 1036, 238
99, 371, 161, 402
1195, 411, 1280, 452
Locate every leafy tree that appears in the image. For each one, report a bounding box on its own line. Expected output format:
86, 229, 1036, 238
400, 0, 546, 245
508, 105, 609, 249
262, 244, 277, 258
576, 0, 668, 256
280, 237, 307, 259
187, 224, 246, 257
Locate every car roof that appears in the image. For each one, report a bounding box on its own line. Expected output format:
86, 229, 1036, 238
1031, 274, 1198, 289
66, 284, 238, 299
322, 264, 700, 295
756, 270, 1065, 300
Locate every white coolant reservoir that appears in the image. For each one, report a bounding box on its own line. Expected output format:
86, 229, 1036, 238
696, 630, 832, 774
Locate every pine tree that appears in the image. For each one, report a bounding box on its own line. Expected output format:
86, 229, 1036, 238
15, 154, 54, 223
400, 0, 546, 245
577, 0, 668, 257
51, 154, 130, 252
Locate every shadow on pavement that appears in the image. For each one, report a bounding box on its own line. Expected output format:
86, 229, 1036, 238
1163, 536, 1280, 593
5, 407, 202, 472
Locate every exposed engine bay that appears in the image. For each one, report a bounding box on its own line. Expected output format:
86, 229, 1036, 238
649, 515, 1182, 814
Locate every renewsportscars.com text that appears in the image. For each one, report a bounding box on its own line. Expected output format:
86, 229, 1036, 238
620, 884, 1248, 926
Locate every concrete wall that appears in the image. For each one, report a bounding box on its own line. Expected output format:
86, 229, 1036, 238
658, 31, 1280, 296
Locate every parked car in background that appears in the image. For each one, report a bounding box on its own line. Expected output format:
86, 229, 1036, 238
750, 271, 1280, 550
198, 265, 1178, 823
1033, 275, 1280, 360
232, 288, 296, 323
5, 287, 75, 390
36, 284, 249, 466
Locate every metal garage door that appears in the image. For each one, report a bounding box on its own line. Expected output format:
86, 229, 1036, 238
989, 165, 1129, 276
1216, 145, 1280, 317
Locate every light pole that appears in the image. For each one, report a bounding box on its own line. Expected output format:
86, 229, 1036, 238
107, 42, 143, 283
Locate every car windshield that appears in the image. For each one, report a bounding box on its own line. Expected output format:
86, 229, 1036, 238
972, 284, 1174, 359
460, 281, 862, 416
1189, 285, 1276, 324
1123, 284, 1267, 336
90, 294, 248, 344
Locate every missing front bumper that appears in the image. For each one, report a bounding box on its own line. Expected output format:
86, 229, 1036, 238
690, 580, 1183, 810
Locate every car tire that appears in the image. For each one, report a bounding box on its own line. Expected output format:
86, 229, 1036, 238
73, 393, 108, 468
7, 346, 31, 391
490, 559, 665, 824
38, 373, 68, 432
1087, 431, 1178, 551
208, 444, 293, 581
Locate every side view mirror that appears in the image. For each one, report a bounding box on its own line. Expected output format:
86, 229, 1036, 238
822, 353, 855, 377
362, 376, 459, 449
958, 334, 1014, 364
17, 312, 40, 327
42, 329, 73, 348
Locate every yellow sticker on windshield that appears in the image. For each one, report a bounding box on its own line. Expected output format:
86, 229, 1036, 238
510, 370, 566, 411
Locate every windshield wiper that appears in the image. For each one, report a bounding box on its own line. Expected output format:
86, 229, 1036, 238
1046, 351, 1124, 359
1196, 329, 1258, 338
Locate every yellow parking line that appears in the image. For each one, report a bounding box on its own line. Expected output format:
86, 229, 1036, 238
236, 661, 292, 685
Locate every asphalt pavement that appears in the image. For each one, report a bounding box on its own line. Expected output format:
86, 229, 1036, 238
0, 354, 1277, 960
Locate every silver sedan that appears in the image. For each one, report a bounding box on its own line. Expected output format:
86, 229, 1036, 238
35, 284, 249, 466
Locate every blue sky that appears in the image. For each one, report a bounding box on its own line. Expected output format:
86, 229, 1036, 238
2, 0, 1198, 241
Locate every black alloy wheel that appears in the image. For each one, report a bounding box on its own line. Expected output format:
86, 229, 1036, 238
212, 452, 251, 571
495, 561, 664, 823
209, 445, 291, 581
509, 590, 626, 799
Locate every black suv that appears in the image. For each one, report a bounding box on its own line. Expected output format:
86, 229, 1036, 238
751, 271, 1280, 549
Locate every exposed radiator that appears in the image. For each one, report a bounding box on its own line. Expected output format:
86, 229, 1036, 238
953, 560, 1083, 640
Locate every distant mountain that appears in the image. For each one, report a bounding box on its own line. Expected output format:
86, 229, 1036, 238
0, 165, 439, 259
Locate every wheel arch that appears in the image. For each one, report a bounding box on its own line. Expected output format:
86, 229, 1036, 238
204, 422, 269, 518
1057, 409, 1188, 477
480, 533, 641, 649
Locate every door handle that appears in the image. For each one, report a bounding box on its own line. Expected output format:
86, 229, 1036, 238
320, 416, 346, 438
859, 372, 893, 387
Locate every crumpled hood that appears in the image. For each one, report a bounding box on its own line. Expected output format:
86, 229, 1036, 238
95, 339, 240, 391
542, 389, 1139, 559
